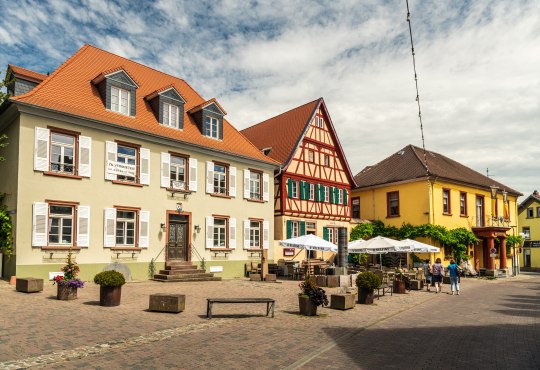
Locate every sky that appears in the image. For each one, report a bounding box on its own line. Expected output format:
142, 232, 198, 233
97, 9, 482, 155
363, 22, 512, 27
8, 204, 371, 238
1, 0, 538, 199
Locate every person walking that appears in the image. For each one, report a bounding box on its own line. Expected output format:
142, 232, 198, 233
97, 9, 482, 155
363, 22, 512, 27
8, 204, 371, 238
431, 258, 444, 293
447, 259, 460, 295
424, 259, 432, 292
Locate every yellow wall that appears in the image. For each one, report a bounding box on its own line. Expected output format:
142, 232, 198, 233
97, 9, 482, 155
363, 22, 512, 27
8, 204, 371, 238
518, 197, 540, 268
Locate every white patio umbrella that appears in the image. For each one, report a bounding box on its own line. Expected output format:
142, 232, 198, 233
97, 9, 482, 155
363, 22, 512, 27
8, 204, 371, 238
279, 234, 338, 274
348, 236, 411, 254
400, 239, 440, 253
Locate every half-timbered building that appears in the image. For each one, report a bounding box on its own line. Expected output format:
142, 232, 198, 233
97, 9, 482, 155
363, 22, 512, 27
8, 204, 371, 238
241, 98, 356, 261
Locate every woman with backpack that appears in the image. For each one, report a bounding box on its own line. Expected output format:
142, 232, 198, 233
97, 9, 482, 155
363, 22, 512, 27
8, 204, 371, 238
424, 259, 432, 292
431, 258, 444, 293
447, 259, 461, 295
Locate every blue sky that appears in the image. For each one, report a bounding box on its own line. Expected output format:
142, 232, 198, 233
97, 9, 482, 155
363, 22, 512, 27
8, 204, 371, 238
1, 0, 539, 198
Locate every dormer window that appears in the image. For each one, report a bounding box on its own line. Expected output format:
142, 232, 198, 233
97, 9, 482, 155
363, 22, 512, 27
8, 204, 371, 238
145, 86, 185, 130
205, 116, 220, 139
163, 103, 180, 128
111, 86, 130, 115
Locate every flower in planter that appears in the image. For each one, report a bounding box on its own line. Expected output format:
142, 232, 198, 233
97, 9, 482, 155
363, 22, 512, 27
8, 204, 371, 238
299, 275, 328, 307
52, 249, 85, 288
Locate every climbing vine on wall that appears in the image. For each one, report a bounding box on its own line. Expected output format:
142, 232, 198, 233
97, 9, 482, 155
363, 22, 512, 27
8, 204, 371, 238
0, 193, 13, 255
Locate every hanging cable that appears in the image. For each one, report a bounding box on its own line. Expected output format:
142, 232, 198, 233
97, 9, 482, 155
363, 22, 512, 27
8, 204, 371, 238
406, 0, 430, 176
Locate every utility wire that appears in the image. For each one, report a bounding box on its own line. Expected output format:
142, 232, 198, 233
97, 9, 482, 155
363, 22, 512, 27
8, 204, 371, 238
406, 0, 430, 175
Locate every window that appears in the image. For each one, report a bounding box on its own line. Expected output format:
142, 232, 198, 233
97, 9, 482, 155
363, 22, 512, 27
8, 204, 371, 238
325, 227, 338, 244
537, 207, 540, 218
249, 221, 261, 248
50, 132, 75, 175
116, 210, 136, 246
111, 86, 130, 115
352, 197, 360, 218
324, 186, 330, 202
163, 103, 179, 128
249, 171, 262, 200
460, 192, 467, 216
476, 196, 484, 227
324, 155, 330, 166
204, 116, 220, 139
213, 164, 228, 195
306, 222, 316, 230
170, 155, 187, 190
291, 221, 300, 238
213, 218, 227, 247
443, 189, 451, 214
309, 184, 315, 200
387, 191, 399, 217
338, 189, 343, 204
308, 150, 315, 163
527, 208, 534, 218
117, 144, 137, 182
291, 180, 299, 198
319, 117, 324, 129
523, 227, 530, 239
48, 205, 74, 245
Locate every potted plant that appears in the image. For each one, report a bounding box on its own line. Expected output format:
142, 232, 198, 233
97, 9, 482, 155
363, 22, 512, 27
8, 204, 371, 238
52, 249, 84, 300
93, 270, 126, 306
355, 271, 381, 304
298, 275, 328, 316
393, 268, 407, 294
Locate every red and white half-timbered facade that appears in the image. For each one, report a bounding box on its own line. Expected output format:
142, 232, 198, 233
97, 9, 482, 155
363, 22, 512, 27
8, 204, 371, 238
242, 98, 356, 260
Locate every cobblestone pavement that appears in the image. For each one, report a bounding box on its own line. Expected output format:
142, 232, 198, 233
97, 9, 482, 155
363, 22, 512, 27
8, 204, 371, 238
1, 274, 539, 369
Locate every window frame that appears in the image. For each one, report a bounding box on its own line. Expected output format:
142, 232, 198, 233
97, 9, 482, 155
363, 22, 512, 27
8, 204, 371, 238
115, 142, 139, 183
327, 227, 338, 244
308, 150, 315, 163
291, 180, 299, 199
42, 200, 82, 250
249, 220, 262, 248
387, 191, 400, 217
249, 170, 262, 200
537, 207, 540, 218
204, 115, 220, 139
45, 126, 82, 179
527, 208, 534, 218
352, 197, 360, 218
115, 209, 137, 247
309, 184, 315, 201
111, 86, 130, 115
212, 216, 228, 248
213, 161, 229, 196
169, 153, 189, 191
323, 155, 330, 167
48, 203, 75, 246
442, 188, 451, 215
522, 227, 530, 240
291, 221, 300, 238
163, 102, 180, 129
459, 192, 467, 216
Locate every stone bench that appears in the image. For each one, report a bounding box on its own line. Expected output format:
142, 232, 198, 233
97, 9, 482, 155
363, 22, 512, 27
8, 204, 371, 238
149, 294, 186, 313
16, 278, 44, 293
206, 298, 275, 319
330, 294, 356, 310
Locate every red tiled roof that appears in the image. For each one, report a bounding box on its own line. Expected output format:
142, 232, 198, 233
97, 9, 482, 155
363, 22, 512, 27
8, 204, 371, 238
8, 64, 48, 84
187, 98, 227, 115
10, 44, 276, 165
241, 99, 320, 165
354, 144, 522, 195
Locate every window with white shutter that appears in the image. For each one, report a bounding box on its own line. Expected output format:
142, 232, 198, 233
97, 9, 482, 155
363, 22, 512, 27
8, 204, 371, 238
32, 202, 48, 247
139, 148, 150, 185
243, 220, 250, 249
229, 167, 236, 197
78, 136, 92, 177
77, 205, 91, 247
34, 127, 50, 172
205, 216, 214, 249
263, 173, 270, 202
189, 157, 198, 192
160, 152, 171, 188
243, 169, 250, 199
106, 141, 149, 186
263, 221, 270, 249
229, 218, 236, 249
33, 202, 90, 248
139, 211, 150, 248
103, 208, 117, 247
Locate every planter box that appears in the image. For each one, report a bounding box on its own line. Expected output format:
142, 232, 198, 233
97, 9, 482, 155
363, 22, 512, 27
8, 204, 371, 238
298, 295, 317, 316
16, 278, 44, 293
250, 273, 261, 281
327, 275, 339, 288
330, 294, 356, 310
149, 294, 185, 313
358, 288, 375, 304
57, 284, 77, 300
265, 274, 277, 282
100, 286, 122, 306
393, 280, 406, 294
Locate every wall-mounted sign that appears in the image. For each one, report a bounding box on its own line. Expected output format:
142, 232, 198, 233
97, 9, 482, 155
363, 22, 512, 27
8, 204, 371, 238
107, 161, 136, 177
525, 240, 540, 248
209, 266, 223, 272
283, 248, 295, 256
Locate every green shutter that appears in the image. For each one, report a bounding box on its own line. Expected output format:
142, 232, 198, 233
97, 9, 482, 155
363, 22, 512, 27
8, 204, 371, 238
334, 187, 340, 204
299, 181, 306, 200
315, 184, 320, 202
329, 186, 334, 204
323, 227, 329, 241
304, 182, 310, 200
286, 220, 292, 239
287, 178, 293, 198
300, 221, 306, 236
343, 189, 348, 205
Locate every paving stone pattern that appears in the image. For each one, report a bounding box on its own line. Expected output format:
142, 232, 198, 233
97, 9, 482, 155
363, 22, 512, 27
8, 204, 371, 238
1, 274, 539, 369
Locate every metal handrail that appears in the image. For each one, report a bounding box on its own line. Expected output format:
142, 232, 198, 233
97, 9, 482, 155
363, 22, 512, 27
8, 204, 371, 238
190, 242, 206, 270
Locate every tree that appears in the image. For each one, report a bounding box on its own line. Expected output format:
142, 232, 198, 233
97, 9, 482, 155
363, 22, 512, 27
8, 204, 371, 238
0, 70, 12, 103
0, 70, 12, 253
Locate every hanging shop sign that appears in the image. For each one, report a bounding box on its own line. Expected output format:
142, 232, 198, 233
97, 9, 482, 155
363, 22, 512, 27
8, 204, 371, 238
107, 161, 136, 177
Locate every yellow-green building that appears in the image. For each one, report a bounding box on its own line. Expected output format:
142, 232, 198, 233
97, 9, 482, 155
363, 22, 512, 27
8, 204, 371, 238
351, 145, 522, 275
0, 45, 278, 281
518, 191, 540, 270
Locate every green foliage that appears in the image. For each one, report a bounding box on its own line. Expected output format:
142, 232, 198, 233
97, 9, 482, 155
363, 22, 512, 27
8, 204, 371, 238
0, 70, 12, 103
350, 222, 374, 240
0, 134, 8, 162
299, 275, 328, 307
0, 193, 13, 255
410, 253, 423, 263
356, 271, 381, 290
94, 270, 126, 287
506, 235, 524, 256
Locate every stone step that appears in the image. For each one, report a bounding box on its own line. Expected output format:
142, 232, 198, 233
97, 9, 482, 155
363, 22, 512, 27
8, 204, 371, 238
164, 265, 199, 270
158, 269, 205, 275
153, 273, 218, 280
152, 276, 222, 282
166, 261, 195, 267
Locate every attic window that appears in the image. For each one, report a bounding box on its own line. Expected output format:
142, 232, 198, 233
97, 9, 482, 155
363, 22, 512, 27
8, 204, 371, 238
163, 103, 179, 128
111, 86, 130, 115
204, 116, 220, 139
397, 150, 405, 155
92, 69, 138, 117
262, 147, 272, 156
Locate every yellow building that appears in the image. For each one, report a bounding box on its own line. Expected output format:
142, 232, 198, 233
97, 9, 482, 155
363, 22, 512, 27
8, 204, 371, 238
0, 45, 278, 281
351, 145, 522, 275
518, 191, 540, 270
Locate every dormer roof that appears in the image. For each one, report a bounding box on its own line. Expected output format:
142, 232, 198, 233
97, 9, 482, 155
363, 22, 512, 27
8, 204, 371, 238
91, 66, 139, 87
144, 85, 185, 103
7, 64, 48, 84
187, 98, 227, 116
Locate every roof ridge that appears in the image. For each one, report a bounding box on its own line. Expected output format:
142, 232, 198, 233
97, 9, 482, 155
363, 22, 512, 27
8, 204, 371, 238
409, 144, 431, 175
11, 44, 91, 101
7, 64, 48, 79
242, 98, 320, 133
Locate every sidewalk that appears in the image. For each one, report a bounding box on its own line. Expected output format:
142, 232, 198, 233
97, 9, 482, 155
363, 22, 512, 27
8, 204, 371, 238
0, 274, 536, 369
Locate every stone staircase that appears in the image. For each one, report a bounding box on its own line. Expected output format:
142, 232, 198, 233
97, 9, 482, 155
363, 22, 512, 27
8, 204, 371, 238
153, 261, 221, 282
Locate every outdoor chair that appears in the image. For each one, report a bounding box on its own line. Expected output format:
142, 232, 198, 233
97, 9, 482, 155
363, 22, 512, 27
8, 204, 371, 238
285, 265, 295, 279
373, 270, 393, 299
251, 262, 262, 274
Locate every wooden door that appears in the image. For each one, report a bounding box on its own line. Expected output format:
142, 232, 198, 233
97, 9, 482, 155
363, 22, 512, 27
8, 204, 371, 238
167, 215, 188, 261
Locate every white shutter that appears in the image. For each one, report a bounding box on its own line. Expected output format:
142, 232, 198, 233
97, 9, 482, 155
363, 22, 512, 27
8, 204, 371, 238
140, 147, 150, 185
243, 220, 250, 249
104, 208, 117, 247
263, 173, 270, 202
139, 211, 150, 248
229, 166, 237, 197
206, 161, 214, 193
189, 157, 198, 192
205, 216, 214, 249
105, 141, 117, 181
263, 220, 270, 249
229, 218, 236, 249
78, 136, 92, 177
32, 202, 48, 246
160, 152, 171, 188
34, 127, 50, 172
243, 169, 250, 199
76, 205, 91, 247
